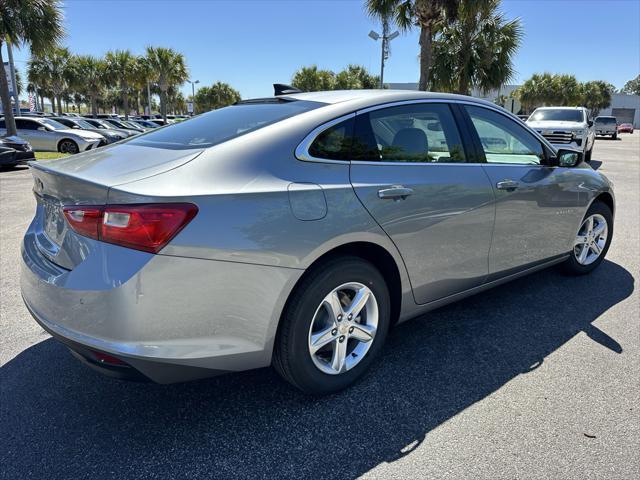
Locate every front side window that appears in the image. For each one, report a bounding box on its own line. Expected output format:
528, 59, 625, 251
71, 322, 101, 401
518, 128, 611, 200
352, 103, 466, 163
466, 106, 544, 165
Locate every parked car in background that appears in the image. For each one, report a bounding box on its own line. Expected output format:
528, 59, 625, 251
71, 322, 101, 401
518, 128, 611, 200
52, 117, 129, 144
0, 140, 19, 168
129, 119, 160, 129
83, 118, 138, 138
617, 123, 634, 134
526, 106, 595, 161
149, 119, 169, 127
0, 135, 35, 162
101, 118, 144, 134
517, 114, 529, 121
20, 90, 615, 394
594, 116, 618, 139
83, 113, 120, 120
0, 117, 104, 154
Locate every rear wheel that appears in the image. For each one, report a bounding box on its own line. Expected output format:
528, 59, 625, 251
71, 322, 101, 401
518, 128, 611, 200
562, 201, 613, 275
58, 139, 79, 154
273, 257, 390, 394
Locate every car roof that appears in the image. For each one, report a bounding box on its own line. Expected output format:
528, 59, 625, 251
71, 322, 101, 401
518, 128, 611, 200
279, 89, 499, 109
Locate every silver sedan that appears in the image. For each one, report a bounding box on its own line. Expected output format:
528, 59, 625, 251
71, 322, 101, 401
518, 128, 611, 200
1, 116, 105, 153
21, 90, 615, 394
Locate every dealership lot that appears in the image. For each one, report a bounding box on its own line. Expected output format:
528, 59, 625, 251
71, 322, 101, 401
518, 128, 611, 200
1, 136, 638, 478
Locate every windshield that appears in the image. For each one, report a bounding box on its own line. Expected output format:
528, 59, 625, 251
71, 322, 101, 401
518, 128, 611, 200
40, 118, 69, 130
529, 109, 584, 122
595, 117, 616, 124
106, 119, 128, 128
74, 119, 97, 129
128, 100, 323, 150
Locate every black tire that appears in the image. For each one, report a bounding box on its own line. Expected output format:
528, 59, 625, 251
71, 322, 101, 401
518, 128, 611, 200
612, 132, 617, 140
273, 256, 391, 395
562, 201, 613, 275
58, 139, 79, 154
585, 145, 593, 162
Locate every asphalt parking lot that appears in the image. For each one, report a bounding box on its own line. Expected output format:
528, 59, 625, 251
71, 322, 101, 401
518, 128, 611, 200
1, 135, 638, 479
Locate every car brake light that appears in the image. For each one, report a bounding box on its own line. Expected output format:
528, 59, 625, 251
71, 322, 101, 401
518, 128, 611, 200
63, 203, 198, 253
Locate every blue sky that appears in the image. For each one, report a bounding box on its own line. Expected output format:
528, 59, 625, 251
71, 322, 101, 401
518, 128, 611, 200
9, 0, 640, 100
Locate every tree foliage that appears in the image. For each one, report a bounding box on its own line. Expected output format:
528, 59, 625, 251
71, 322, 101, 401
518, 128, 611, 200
0, 0, 65, 135
193, 82, 241, 112
366, 0, 460, 90
430, 0, 522, 95
144, 46, 189, 121
621, 74, 640, 96
515, 73, 614, 116
291, 64, 379, 91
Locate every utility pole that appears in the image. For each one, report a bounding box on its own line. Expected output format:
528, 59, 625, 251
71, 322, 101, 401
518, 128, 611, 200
369, 19, 399, 89
6, 41, 19, 115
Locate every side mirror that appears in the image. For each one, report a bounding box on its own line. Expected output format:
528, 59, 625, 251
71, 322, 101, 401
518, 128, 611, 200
72, 125, 80, 129
555, 149, 582, 167
587, 120, 594, 127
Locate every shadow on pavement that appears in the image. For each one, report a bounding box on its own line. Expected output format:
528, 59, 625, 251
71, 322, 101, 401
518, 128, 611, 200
1, 260, 634, 479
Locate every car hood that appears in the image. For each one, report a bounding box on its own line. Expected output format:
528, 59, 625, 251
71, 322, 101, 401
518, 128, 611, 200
59, 128, 105, 140
526, 121, 586, 130
30, 143, 204, 187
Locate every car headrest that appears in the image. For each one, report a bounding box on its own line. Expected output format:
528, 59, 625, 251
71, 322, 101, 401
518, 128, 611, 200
392, 128, 428, 155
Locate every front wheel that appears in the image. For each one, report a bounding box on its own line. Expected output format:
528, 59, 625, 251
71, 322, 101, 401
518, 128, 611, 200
273, 257, 390, 394
562, 201, 613, 275
58, 139, 79, 154
585, 145, 593, 162
612, 132, 618, 140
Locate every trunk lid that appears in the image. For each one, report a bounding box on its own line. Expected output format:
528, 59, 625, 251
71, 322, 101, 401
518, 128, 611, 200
29, 144, 203, 270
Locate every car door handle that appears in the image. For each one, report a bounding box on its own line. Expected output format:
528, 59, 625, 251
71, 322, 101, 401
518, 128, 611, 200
378, 186, 414, 200
496, 180, 520, 192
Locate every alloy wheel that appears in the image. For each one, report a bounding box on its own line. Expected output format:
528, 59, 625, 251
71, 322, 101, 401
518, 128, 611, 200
574, 213, 608, 266
307, 282, 378, 375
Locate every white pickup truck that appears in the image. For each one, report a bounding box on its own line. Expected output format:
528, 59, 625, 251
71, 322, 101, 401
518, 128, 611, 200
526, 106, 596, 161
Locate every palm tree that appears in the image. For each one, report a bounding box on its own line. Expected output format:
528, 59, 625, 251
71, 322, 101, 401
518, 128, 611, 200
42, 47, 71, 115
430, 0, 522, 95
27, 54, 51, 111
366, 0, 459, 91
144, 46, 188, 122
335, 64, 380, 89
70, 55, 107, 117
193, 82, 241, 112
105, 50, 138, 119
291, 65, 336, 91
0, 0, 64, 135
130, 56, 152, 115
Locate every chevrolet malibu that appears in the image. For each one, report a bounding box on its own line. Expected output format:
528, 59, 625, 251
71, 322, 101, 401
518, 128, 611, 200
21, 90, 615, 394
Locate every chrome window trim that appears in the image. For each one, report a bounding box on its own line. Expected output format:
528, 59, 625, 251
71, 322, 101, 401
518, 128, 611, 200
295, 98, 556, 165
295, 113, 355, 164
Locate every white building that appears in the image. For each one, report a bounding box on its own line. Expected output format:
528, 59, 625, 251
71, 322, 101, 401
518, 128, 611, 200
386, 83, 640, 127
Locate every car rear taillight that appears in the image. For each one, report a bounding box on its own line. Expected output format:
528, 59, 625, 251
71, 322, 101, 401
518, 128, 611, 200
63, 203, 198, 253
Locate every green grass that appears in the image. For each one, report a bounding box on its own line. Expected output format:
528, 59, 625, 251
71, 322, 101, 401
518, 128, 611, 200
34, 152, 70, 161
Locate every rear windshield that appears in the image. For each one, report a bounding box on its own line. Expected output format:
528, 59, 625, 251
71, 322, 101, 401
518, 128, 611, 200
530, 109, 584, 122
595, 117, 616, 124
128, 100, 323, 150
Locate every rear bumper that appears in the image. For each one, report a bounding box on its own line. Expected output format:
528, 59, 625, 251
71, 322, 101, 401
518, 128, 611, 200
20, 226, 303, 383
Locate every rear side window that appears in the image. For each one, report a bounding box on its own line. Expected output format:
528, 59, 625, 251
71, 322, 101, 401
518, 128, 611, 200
308, 118, 354, 160
352, 103, 466, 163
129, 100, 323, 150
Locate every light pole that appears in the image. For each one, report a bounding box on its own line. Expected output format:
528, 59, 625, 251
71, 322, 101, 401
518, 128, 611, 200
188, 79, 199, 115
368, 18, 399, 89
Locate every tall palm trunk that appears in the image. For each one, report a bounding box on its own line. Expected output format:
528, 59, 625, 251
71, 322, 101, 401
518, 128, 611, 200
0, 42, 18, 136
160, 89, 167, 122
56, 95, 63, 115
418, 25, 432, 91
122, 79, 129, 120
90, 93, 98, 117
